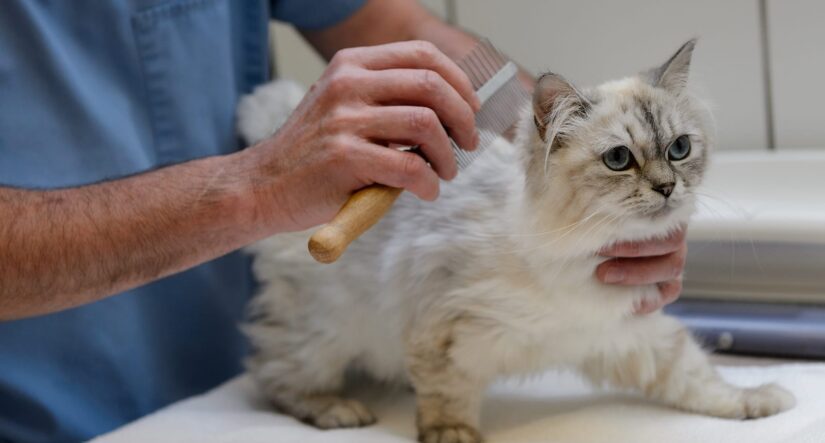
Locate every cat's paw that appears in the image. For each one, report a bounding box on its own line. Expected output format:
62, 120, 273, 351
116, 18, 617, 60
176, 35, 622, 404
306, 398, 377, 429
418, 423, 483, 443
698, 383, 795, 419
738, 383, 796, 419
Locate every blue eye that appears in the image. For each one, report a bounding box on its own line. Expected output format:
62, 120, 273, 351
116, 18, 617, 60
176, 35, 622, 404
668, 135, 691, 161
602, 146, 634, 171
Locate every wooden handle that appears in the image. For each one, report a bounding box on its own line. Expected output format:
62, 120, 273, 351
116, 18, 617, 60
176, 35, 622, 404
308, 185, 403, 263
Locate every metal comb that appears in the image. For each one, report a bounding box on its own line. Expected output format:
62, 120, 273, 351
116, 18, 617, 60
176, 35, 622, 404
452, 39, 530, 169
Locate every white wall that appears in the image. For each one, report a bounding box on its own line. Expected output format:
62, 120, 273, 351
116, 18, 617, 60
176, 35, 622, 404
766, 0, 825, 149
270, 0, 823, 151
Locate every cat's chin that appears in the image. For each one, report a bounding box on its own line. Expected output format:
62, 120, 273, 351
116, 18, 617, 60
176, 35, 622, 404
640, 195, 693, 221
645, 202, 675, 219
610, 204, 692, 245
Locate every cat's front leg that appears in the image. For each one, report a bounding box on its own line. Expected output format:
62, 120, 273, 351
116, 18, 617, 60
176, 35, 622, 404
406, 319, 487, 443
580, 315, 795, 419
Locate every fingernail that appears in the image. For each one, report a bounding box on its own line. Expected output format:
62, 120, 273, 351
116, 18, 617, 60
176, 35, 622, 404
472, 132, 480, 149
604, 267, 625, 283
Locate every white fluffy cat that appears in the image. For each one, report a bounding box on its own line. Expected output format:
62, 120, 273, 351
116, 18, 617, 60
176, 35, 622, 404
237, 40, 794, 443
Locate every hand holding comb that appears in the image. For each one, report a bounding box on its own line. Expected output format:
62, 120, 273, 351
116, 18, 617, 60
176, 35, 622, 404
308, 40, 529, 263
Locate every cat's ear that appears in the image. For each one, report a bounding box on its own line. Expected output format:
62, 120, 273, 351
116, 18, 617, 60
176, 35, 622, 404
533, 72, 589, 142
645, 39, 697, 94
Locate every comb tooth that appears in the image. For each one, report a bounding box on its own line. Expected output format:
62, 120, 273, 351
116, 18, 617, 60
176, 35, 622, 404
457, 47, 478, 85
472, 56, 491, 80
458, 39, 505, 89
481, 40, 506, 69
478, 45, 502, 75
466, 57, 488, 90
459, 61, 482, 90
454, 145, 478, 170
475, 56, 495, 81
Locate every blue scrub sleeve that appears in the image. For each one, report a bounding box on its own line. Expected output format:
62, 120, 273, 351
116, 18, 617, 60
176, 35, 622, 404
271, 0, 368, 30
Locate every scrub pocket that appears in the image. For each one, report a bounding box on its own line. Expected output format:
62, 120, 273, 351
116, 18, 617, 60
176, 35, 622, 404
132, 0, 238, 165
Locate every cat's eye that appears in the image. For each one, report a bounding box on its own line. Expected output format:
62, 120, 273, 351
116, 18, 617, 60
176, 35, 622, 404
668, 135, 691, 161
602, 146, 634, 171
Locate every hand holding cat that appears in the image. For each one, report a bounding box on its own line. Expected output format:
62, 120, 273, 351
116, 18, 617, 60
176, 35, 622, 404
596, 228, 687, 313
243, 41, 480, 232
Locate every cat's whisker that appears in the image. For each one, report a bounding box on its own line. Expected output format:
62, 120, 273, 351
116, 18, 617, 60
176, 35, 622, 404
505, 207, 624, 259
693, 190, 750, 217
453, 204, 611, 240
504, 211, 615, 255
471, 204, 616, 257
691, 191, 765, 270
498, 197, 644, 253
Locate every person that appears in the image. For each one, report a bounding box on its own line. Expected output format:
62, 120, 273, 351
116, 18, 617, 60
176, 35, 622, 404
0, 0, 688, 441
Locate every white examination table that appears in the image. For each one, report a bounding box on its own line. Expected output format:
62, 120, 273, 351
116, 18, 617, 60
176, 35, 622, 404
93, 356, 825, 443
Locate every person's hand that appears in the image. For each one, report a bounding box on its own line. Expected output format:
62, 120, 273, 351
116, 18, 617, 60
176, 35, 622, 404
595, 228, 687, 314
242, 41, 480, 232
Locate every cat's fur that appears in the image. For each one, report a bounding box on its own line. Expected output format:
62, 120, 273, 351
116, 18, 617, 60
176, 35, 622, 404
238, 40, 794, 442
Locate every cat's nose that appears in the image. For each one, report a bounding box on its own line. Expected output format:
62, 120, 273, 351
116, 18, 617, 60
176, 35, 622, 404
652, 182, 675, 198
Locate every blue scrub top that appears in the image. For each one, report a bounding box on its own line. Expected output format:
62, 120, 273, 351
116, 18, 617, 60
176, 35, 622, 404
0, 1, 365, 442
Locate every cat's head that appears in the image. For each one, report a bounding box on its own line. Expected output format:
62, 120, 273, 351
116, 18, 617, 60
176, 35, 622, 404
522, 39, 712, 247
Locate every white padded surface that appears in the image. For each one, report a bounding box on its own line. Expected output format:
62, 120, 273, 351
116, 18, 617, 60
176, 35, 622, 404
94, 358, 825, 443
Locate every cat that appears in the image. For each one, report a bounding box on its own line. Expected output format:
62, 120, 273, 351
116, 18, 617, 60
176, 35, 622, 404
237, 40, 794, 443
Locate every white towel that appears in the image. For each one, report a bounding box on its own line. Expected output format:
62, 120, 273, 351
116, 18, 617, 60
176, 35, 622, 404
93, 360, 825, 443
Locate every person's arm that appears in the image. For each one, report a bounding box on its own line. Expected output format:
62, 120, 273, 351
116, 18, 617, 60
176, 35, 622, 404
300, 0, 534, 89
1, 40, 479, 320
0, 155, 261, 319
300, 0, 686, 313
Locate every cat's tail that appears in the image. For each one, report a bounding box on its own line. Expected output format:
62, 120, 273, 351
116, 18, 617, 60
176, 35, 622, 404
236, 79, 306, 146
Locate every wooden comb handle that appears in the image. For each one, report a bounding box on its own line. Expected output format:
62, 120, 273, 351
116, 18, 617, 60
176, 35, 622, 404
308, 184, 403, 263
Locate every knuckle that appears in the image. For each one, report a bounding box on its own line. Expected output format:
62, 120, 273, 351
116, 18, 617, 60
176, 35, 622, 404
325, 68, 359, 94
329, 48, 356, 66
680, 249, 688, 263
327, 105, 362, 131
454, 106, 475, 135
326, 136, 354, 164
418, 69, 442, 95
408, 108, 437, 132
400, 154, 426, 181
462, 103, 476, 124
671, 257, 686, 278
411, 40, 438, 61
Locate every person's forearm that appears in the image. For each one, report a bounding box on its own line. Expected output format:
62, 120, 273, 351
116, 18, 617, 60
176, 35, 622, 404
0, 151, 267, 320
